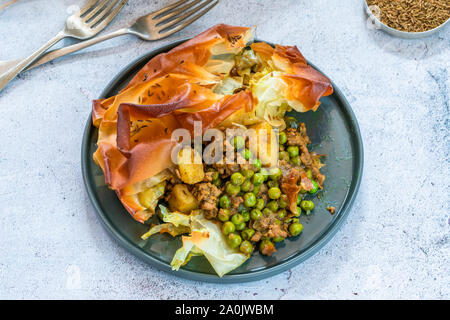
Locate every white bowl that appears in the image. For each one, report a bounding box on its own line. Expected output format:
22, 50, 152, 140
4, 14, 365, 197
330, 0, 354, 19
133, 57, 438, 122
364, 1, 450, 39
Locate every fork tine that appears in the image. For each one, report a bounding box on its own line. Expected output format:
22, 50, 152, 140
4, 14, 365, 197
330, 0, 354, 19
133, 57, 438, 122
154, 0, 203, 24
157, 0, 216, 33
156, 0, 218, 39
78, 0, 100, 16
83, 0, 111, 21
91, 0, 127, 31
87, 0, 122, 26
150, 0, 190, 18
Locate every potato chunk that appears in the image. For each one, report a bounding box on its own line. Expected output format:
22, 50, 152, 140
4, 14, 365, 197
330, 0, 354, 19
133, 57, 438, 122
137, 181, 166, 212
177, 147, 204, 184
168, 184, 199, 213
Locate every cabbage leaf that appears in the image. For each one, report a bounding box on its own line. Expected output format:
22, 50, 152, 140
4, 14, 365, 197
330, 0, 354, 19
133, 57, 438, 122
158, 205, 191, 227
141, 223, 190, 240
142, 206, 248, 277
170, 212, 248, 277
251, 71, 292, 128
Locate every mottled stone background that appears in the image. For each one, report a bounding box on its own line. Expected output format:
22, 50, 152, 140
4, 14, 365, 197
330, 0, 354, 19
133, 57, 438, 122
0, 0, 448, 299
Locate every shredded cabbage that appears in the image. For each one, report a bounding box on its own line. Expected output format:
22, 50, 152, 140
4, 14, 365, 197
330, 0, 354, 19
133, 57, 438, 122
213, 76, 244, 95
142, 206, 248, 277
214, 49, 294, 129
141, 223, 190, 240
236, 49, 259, 71
171, 213, 248, 277
251, 71, 292, 129
158, 205, 191, 227
129, 169, 173, 195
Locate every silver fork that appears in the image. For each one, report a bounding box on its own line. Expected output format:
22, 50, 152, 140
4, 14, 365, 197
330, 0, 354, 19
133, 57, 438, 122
0, 0, 127, 92
0, 0, 218, 76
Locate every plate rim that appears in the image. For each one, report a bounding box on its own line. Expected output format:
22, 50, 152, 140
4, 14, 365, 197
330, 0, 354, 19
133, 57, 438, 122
81, 38, 364, 283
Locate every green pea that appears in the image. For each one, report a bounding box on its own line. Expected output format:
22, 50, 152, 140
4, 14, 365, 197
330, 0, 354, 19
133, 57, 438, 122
279, 151, 290, 161
259, 239, 275, 255
231, 213, 245, 225
289, 223, 303, 236
219, 195, 230, 208
250, 209, 262, 221
241, 148, 252, 160
278, 195, 288, 209
227, 233, 242, 248
255, 198, 265, 210
267, 180, 279, 188
309, 180, 319, 194
287, 146, 299, 158
262, 208, 272, 216
240, 240, 253, 255
285, 116, 298, 129
244, 192, 256, 207
305, 169, 313, 179
291, 155, 301, 165
242, 169, 254, 179
226, 183, 240, 196
269, 167, 283, 180
277, 209, 287, 219
218, 209, 231, 222
222, 221, 235, 235
294, 207, 302, 217
273, 236, 285, 243
252, 184, 261, 195
260, 168, 269, 181
235, 222, 246, 231
279, 131, 287, 144
241, 228, 255, 240
212, 178, 222, 187
232, 136, 245, 150
242, 211, 250, 222
266, 200, 279, 212
252, 158, 262, 171
241, 180, 253, 192
252, 173, 264, 185
230, 172, 245, 186
268, 187, 281, 200
300, 200, 315, 211
292, 218, 300, 224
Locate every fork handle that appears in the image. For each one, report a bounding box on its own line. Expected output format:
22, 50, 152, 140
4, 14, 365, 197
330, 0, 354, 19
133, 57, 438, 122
26, 28, 130, 71
0, 31, 66, 92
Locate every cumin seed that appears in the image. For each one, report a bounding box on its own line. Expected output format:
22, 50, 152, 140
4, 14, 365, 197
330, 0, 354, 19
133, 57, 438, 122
367, 0, 450, 32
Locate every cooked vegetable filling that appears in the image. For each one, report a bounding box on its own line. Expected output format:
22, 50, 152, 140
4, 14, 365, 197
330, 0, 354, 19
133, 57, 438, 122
143, 115, 325, 259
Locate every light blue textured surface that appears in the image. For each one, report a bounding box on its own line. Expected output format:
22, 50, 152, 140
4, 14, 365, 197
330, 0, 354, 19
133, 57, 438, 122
0, 0, 448, 299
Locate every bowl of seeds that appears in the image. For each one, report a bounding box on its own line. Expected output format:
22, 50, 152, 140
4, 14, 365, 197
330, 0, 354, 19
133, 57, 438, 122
364, 0, 450, 38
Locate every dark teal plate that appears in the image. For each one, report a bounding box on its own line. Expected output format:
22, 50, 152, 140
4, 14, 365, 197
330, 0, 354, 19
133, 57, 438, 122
81, 39, 363, 283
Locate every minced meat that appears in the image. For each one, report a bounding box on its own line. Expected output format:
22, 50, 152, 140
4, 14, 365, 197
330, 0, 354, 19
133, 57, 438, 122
230, 196, 244, 209
203, 171, 216, 182
192, 182, 221, 219
327, 206, 336, 214
212, 160, 240, 177
252, 214, 288, 239
285, 124, 325, 188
